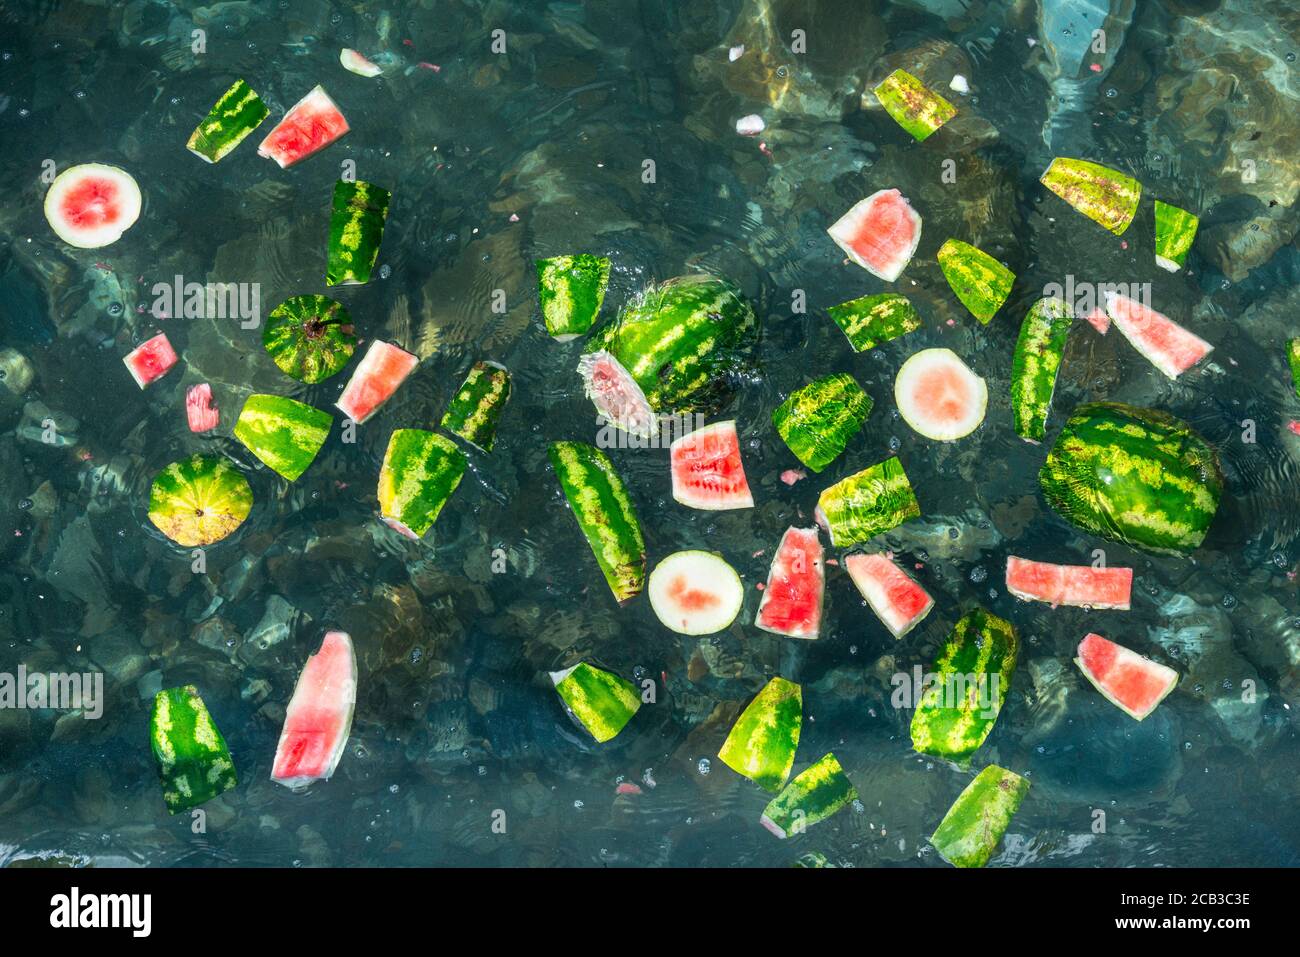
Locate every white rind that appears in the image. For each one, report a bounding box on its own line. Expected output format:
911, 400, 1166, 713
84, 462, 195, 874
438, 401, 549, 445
43, 163, 142, 249
827, 189, 921, 282
1155, 255, 1181, 273
647, 550, 744, 636
893, 348, 987, 441
669, 420, 754, 510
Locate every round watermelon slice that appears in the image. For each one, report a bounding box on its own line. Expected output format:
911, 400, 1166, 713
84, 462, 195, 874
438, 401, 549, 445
44, 163, 142, 249
669, 420, 754, 510
826, 188, 921, 282
1075, 632, 1178, 721
147, 454, 252, 547
894, 347, 987, 441
647, 550, 744, 635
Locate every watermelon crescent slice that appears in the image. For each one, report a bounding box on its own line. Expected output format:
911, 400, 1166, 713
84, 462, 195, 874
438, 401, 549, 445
1075, 632, 1178, 721
44, 163, 142, 249
272, 631, 358, 788
1103, 292, 1212, 380
844, 552, 933, 638
827, 188, 921, 282
258, 86, 350, 168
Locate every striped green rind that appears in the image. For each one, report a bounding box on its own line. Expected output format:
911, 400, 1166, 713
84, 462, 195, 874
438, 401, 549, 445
147, 454, 252, 547
548, 441, 647, 603
326, 179, 390, 286
1039, 402, 1223, 555
760, 753, 857, 839
1154, 200, 1199, 271
551, 662, 640, 743
718, 676, 802, 792
793, 852, 835, 868
1040, 158, 1141, 236
439, 361, 511, 452
378, 428, 467, 538
1289, 339, 1300, 399
937, 239, 1014, 324
1010, 297, 1073, 442
149, 685, 237, 814
873, 69, 956, 142
263, 294, 357, 383
586, 274, 757, 413
538, 255, 611, 340
910, 608, 1018, 762
930, 765, 1029, 868
772, 373, 872, 472
826, 292, 921, 352
816, 456, 920, 547
234, 394, 332, 482
186, 79, 269, 163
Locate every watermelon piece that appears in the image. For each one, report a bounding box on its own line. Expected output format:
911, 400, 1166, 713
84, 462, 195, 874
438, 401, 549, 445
844, 551, 933, 639
1154, 200, 1199, 272
760, 753, 857, 839
340, 48, 383, 77
263, 294, 357, 383
147, 454, 252, 547
43, 163, 142, 249
149, 685, 237, 814
123, 332, 178, 388
930, 765, 1029, 868
327, 179, 390, 286
1005, 555, 1133, 610
827, 188, 922, 282
439, 361, 511, 452
873, 68, 957, 141
826, 292, 921, 352
272, 631, 357, 788
335, 340, 419, 424
911, 608, 1018, 762
538, 254, 611, 340
1103, 292, 1213, 380
1289, 339, 1300, 398
378, 429, 466, 539
816, 457, 920, 548
186, 78, 269, 163
894, 347, 987, 441
937, 239, 1014, 324
648, 550, 744, 635
1040, 157, 1141, 236
1040, 402, 1223, 555
1075, 632, 1179, 720
718, 676, 802, 792
186, 383, 220, 433
754, 527, 825, 640
549, 441, 646, 604
669, 420, 754, 510
772, 372, 873, 472
1084, 306, 1110, 335
550, 662, 640, 743
578, 350, 657, 437
234, 394, 332, 482
1010, 297, 1073, 443
257, 85, 350, 168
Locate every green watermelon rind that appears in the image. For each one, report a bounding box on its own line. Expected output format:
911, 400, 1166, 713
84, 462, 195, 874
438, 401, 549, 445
549, 441, 647, 604
1040, 157, 1141, 236
717, 676, 802, 793
233, 394, 332, 482
538, 254, 611, 340
550, 662, 641, 743
147, 454, 253, 548
377, 429, 467, 538
326, 179, 390, 286
1289, 338, 1300, 400
826, 292, 921, 352
937, 239, 1014, 324
262, 294, 358, 383
929, 764, 1029, 868
1010, 297, 1073, 443
186, 78, 269, 163
760, 752, 857, 839
816, 456, 920, 548
149, 685, 238, 814
872, 68, 956, 142
440, 361, 511, 452
772, 372, 873, 473
1153, 200, 1199, 272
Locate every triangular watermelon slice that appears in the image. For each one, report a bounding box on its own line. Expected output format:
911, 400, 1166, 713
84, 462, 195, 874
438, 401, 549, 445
669, 420, 754, 510
272, 631, 358, 788
258, 86, 350, 168
1103, 292, 1212, 380
1075, 632, 1178, 721
826, 188, 921, 282
844, 552, 933, 639
755, 527, 825, 639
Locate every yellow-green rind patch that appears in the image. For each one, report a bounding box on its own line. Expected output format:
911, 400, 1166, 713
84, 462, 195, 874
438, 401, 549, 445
378, 428, 467, 538
937, 239, 1014, 324
772, 372, 873, 472
930, 765, 1029, 868
186, 78, 269, 163
873, 68, 956, 142
1010, 297, 1073, 442
148, 454, 252, 547
551, 662, 640, 743
816, 456, 920, 548
718, 676, 802, 792
234, 394, 332, 482
1154, 200, 1199, 271
326, 179, 390, 286
538, 254, 611, 340
149, 685, 237, 814
1289, 339, 1300, 399
1040, 157, 1141, 236
262, 294, 357, 383
760, 752, 857, 838
439, 361, 511, 452
826, 292, 921, 352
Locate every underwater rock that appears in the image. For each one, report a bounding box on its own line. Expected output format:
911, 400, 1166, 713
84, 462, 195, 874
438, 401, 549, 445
243, 594, 308, 657
0, 348, 34, 396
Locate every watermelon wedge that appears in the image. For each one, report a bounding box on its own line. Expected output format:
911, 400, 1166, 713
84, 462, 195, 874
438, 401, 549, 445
327, 180, 390, 286
124, 332, 178, 388
894, 347, 987, 441
1076, 632, 1178, 720
340, 49, 383, 77
669, 420, 754, 510
760, 753, 857, 839
550, 662, 640, 743
1103, 292, 1213, 380
1154, 200, 1199, 272
272, 631, 357, 789
44, 163, 142, 249
772, 372, 873, 472
1040, 158, 1141, 236
647, 550, 744, 635
1010, 297, 1073, 443
827, 188, 921, 282
937, 239, 1013, 324
234, 394, 332, 482
578, 350, 656, 437
440, 361, 511, 452
378, 429, 466, 539
755, 527, 825, 639
335, 340, 419, 424
186, 383, 219, 432
150, 686, 237, 814
537, 254, 611, 340
186, 79, 269, 163
816, 457, 920, 548
717, 676, 802, 792
844, 552, 933, 639
873, 69, 956, 142
826, 292, 921, 352
930, 765, 1029, 868
1005, 556, 1132, 610
258, 85, 350, 168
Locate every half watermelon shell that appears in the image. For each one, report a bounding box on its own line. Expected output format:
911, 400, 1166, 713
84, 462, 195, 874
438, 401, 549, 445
147, 454, 252, 548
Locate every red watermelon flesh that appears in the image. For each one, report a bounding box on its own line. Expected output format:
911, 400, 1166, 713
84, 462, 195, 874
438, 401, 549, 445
1103, 292, 1212, 379
1075, 632, 1178, 721
186, 383, 219, 432
578, 350, 656, 437
827, 188, 921, 282
272, 630, 357, 788
258, 86, 350, 168
1006, 556, 1132, 610
755, 526, 825, 639
844, 552, 933, 638
1084, 307, 1110, 334
335, 340, 418, 423
123, 333, 178, 388
669, 420, 754, 510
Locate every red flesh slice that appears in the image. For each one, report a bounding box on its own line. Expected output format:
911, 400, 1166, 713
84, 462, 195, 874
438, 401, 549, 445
844, 552, 933, 638
61, 176, 120, 231
123, 333, 178, 388
1076, 632, 1178, 720
1006, 556, 1132, 610
669, 421, 754, 509
755, 526, 825, 639
272, 631, 357, 787
185, 383, 219, 432
1103, 292, 1212, 379
335, 340, 418, 423
258, 86, 350, 168
827, 188, 921, 281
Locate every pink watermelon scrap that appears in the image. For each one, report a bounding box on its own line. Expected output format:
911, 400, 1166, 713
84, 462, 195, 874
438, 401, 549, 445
258, 85, 350, 168
272, 630, 357, 788
1006, 555, 1132, 610
335, 340, 419, 424
185, 383, 219, 432
1084, 307, 1110, 334
123, 332, 178, 388
844, 552, 933, 639
755, 526, 825, 639
1075, 632, 1178, 721
826, 188, 922, 282
1103, 292, 1212, 379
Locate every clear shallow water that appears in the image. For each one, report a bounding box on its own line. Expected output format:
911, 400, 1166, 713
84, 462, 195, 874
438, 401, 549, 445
0, 0, 1298, 867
